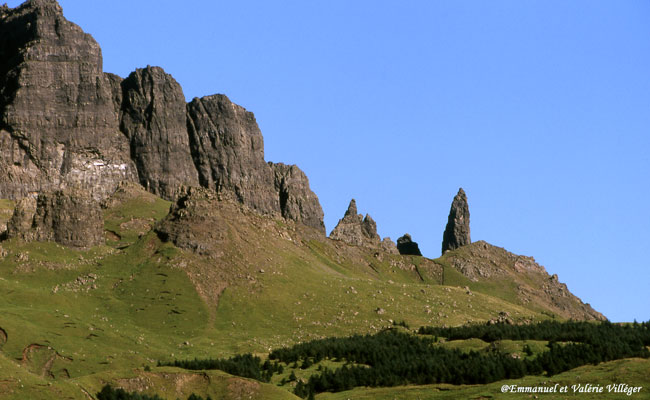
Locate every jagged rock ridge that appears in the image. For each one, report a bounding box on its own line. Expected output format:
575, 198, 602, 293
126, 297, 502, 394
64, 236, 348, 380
442, 188, 471, 254
0, 0, 324, 232
330, 199, 397, 253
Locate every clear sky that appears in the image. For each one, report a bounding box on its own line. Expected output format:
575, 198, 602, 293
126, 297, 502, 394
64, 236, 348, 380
8, 0, 649, 322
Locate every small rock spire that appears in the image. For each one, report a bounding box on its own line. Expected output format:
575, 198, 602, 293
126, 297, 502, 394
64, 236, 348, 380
442, 188, 471, 254
344, 199, 358, 217
329, 199, 381, 247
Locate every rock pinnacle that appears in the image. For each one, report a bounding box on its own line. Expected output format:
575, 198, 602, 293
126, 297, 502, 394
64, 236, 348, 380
442, 188, 471, 254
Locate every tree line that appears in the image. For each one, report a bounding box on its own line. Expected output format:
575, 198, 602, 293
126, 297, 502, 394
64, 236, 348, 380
418, 319, 650, 345
164, 320, 650, 399
97, 385, 211, 400
159, 353, 282, 382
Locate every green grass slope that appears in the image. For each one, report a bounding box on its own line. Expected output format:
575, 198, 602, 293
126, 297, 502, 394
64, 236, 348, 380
0, 184, 624, 399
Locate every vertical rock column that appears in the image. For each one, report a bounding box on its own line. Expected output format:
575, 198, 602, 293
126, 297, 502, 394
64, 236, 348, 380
442, 187, 471, 254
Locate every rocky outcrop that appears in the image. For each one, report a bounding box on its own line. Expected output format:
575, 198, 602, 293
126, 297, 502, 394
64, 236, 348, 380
186, 95, 325, 231
330, 199, 385, 248
442, 240, 606, 321
120, 66, 199, 199
0, 0, 325, 233
5, 196, 36, 239
6, 188, 104, 248
397, 233, 422, 256
380, 237, 399, 254
0, 0, 137, 200
154, 187, 227, 256
187, 94, 279, 214
442, 188, 471, 254
270, 162, 325, 233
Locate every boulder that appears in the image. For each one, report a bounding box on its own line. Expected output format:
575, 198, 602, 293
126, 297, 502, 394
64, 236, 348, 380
380, 237, 399, 254
397, 233, 422, 256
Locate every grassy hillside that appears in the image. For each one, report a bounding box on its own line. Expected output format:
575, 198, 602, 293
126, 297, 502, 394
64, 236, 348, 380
0, 185, 639, 399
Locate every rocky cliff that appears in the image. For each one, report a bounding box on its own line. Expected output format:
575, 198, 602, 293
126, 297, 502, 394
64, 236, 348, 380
6, 188, 103, 248
120, 66, 200, 199
0, 0, 324, 231
0, 0, 136, 200
270, 162, 325, 233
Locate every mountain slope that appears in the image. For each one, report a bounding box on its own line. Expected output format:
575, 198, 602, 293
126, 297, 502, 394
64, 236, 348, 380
0, 183, 609, 398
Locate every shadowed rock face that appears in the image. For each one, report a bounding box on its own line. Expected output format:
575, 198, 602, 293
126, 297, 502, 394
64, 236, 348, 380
397, 233, 422, 256
442, 188, 471, 254
0, 0, 137, 200
120, 66, 199, 199
6, 188, 103, 248
270, 162, 325, 233
0, 1, 325, 232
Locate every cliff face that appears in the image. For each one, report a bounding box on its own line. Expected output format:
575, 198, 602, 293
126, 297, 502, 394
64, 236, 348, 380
0, 0, 324, 231
0, 0, 136, 200
6, 188, 104, 249
270, 162, 325, 233
186, 94, 279, 214
120, 66, 200, 199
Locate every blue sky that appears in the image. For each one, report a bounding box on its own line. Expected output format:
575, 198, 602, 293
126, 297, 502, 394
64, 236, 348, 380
9, 1, 649, 322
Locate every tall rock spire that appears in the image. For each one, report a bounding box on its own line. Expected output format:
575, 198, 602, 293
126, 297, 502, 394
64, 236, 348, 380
442, 188, 471, 254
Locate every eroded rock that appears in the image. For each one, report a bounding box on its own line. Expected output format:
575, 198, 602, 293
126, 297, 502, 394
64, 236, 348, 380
154, 187, 227, 256
330, 199, 384, 248
442, 188, 471, 254
6, 188, 104, 248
